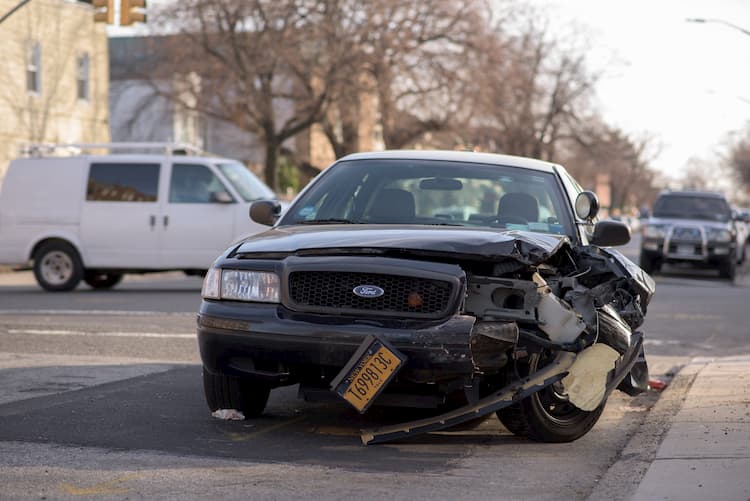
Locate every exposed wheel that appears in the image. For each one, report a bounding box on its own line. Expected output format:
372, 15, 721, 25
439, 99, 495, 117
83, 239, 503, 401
496, 350, 606, 442
202, 368, 270, 418
719, 256, 736, 280
84, 271, 123, 289
32, 241, 83, 292
639, 252, 658, 275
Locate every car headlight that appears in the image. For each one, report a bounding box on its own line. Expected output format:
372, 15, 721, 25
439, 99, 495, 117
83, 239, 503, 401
706, 228, 732, 243
201, 268, 280, 303
643, 225, 666, 239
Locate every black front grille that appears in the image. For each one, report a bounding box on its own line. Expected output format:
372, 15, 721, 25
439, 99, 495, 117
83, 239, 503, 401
288, 271, 454, 316
672, 227, 701, 240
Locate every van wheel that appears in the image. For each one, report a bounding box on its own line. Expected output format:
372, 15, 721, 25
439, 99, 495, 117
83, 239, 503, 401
33, 241, 83, 292
202, 368, 270, 418
84, 271, 123, 289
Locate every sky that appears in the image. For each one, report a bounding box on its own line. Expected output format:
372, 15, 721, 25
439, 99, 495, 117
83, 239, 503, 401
527, 0, 750, 180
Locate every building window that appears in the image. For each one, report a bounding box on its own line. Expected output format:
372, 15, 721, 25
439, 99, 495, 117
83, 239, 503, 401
26, 41, 41, 94
76, 52, 90, 101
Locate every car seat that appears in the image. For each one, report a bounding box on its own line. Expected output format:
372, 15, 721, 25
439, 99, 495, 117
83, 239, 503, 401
497, 192, 539, 224
368, 188, 416, 223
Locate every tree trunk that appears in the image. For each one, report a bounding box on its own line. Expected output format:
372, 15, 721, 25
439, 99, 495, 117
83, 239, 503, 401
264, 141, 280, 193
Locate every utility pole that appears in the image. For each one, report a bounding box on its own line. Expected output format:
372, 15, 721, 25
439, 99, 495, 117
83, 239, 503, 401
0, 0, 32, 25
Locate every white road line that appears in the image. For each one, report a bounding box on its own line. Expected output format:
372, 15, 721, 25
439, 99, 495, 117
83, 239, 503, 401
0, 310, 194, 316
8, 329, 195, 339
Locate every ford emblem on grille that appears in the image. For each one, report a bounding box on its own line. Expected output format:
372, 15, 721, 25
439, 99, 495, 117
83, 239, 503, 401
353, 285, 385, 298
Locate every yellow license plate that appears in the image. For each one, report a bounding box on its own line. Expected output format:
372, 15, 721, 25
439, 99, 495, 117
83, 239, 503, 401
331, 337, 405, 413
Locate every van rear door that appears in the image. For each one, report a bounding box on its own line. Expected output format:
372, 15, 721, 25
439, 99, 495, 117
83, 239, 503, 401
80, 161, 163, 268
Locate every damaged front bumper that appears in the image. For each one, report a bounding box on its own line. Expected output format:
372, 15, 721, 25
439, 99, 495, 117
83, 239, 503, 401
198, 301, 500, 387
362, 331, 645, 445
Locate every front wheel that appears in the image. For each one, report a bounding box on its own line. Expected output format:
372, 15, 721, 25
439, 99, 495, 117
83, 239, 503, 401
497, 351, 606, 442
639, 252, 659, 275
202, 368, 270, 418
719, 256, 736, 280
33, 241, 84, 291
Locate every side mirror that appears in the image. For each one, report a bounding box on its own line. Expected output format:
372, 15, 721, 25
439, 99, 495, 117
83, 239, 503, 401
590, 220, 631, 247
210, 191, 234, 204
575, 191, 600, 221
249, 200, 281, 226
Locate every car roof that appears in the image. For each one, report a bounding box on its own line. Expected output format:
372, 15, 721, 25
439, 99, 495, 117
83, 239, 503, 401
337, 150, 559, 173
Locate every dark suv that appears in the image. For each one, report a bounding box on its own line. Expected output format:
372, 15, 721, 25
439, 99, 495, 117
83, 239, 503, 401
640, 191, 744, 279
198, 151, 653, 445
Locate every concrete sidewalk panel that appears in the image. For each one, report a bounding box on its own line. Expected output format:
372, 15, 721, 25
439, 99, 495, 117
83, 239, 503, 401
632, 458, 750, 501
656, 421, 750, 458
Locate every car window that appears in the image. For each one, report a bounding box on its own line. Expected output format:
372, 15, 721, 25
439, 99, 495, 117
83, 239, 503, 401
281, 159, 574, 237
169, 164, 227, 204
653, 195, 731, 222
87, 163, 160, 202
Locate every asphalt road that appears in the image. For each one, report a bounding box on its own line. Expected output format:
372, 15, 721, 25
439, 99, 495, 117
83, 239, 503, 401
0, 234, 747, 500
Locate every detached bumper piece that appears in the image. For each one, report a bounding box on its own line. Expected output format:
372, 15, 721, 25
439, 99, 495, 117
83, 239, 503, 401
361, 332, 644, 445
361, 351, 576, 445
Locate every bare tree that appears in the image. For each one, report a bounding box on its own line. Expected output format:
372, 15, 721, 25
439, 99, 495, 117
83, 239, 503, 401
463, 17, 599, 161
146, 0, 366, 190
728, 124, 750, 189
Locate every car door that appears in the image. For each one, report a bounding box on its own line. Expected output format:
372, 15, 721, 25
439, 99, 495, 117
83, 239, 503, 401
79, 161, 164, 268
160, 162, 236, 269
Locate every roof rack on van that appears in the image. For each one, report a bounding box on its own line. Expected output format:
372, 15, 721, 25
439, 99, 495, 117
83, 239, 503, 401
19, 142, 206, 157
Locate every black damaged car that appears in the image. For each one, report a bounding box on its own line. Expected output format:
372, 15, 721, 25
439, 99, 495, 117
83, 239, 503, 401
198, 150, 654, 445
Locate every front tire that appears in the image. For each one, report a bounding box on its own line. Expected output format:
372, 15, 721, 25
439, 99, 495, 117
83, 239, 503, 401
202, 368, 270, 418
497, 350, 606, 442
639, 252, 659, 275
719, 255, 736, 280
33, 241, 84, 292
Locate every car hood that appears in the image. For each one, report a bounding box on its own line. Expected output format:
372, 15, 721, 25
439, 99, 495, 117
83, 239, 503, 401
234, 225, 570, 265
647, 217, 730, 229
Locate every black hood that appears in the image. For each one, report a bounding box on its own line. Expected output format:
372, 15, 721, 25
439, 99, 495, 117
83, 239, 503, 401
234, 225, 570, 265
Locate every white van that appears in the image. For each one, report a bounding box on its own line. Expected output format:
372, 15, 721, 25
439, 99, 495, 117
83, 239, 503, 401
0, 143, 280, 291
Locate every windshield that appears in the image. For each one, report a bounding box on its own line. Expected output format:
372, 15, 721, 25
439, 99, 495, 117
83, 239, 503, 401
280, 159, 575, 237
653, 195, 731, 222
217, 162, 275, 202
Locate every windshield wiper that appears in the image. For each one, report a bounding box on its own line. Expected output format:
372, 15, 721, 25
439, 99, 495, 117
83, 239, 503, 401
297, 218, 360, 225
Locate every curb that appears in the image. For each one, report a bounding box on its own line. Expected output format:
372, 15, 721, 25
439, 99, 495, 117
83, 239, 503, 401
587, 361, 706, 501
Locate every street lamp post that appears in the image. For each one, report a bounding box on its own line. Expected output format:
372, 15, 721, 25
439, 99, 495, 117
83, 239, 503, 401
686, 18, 750, 37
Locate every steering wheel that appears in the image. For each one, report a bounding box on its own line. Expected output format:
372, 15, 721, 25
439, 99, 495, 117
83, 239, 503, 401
495, 215, 529, 226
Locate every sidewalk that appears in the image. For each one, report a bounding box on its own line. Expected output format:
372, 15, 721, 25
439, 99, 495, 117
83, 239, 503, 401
632, 356, 750, 500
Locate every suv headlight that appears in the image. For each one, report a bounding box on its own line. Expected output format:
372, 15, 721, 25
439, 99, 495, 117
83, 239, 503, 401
643, 225, 666, 239
706, 228, 732, 243
201, 268, 280, 303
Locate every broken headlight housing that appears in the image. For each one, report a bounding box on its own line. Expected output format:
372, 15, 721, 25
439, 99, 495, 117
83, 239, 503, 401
706, 227, 732, 243
201, 268, 280, 303
642, 224, 667, 239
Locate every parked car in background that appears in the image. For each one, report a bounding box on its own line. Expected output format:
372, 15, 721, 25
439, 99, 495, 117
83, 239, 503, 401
640, 191, 745, 279
198, 150, 652, 445
0, 143, 280, 291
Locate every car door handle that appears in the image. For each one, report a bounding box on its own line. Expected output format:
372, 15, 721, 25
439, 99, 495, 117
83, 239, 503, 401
163, 215, 169, 228
149, 215, 156, 229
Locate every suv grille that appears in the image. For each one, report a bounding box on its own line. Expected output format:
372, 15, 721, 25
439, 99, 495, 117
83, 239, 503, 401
288, 271, 454, 317
672, 227, 702, 241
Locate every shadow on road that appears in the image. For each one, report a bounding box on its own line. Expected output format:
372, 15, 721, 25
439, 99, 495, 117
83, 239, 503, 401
0, 366, 520, 473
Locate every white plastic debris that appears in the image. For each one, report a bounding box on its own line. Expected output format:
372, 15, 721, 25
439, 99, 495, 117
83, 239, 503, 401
211, 409, 245, 420
562, 344, 620, 411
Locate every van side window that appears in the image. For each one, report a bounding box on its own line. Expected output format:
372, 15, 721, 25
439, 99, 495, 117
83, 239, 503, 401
169, 164, 227, 204
87, 163, 160, 202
